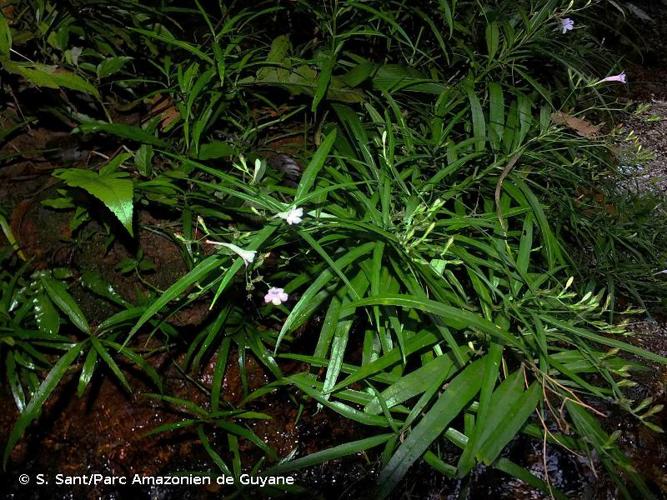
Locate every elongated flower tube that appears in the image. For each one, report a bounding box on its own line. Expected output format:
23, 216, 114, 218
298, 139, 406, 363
598, 71, 627, 84
205, 240, 256, 266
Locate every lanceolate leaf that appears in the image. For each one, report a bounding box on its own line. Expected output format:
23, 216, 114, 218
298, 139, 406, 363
40, 275, 89, 334
1, 60, 99, 98
266, 434, 393, 475
55, 169, 135, 236
295, 129, 337, 201
127, 254, 224, 342
0, 14, 11, 56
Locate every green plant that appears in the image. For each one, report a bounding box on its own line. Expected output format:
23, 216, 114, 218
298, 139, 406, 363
1, 0, 665, 498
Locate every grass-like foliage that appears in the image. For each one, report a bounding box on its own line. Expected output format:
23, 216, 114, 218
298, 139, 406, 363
1, 0, 666, 497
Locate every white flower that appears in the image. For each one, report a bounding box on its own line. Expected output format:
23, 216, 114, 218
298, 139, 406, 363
277, 207, 304, 225
205, 241, 256, 266
70, 46, 83, 65
264, 287, 288, 305
561, 18, 574, 34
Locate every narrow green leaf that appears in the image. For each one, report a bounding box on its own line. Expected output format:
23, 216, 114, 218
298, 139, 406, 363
77, 348, 98, 397
465, 85, 486, 152
342, 295, 517, 347
33, 292, 60, 336
90, 336, 131, 393
277, 242, 375, 349
3, 342, 84, 468
478, 381, 541, 464
266, 434, 392, 475
1, 60, 99, 98
40, 275, 89, 334
457, 343, 502, 476
295, 129, 337, 201
365, 353, 462, 414
127, 254, 224, 342
0, 14, 11, 56
312, 49, 336, 111
377, 359, 485, 497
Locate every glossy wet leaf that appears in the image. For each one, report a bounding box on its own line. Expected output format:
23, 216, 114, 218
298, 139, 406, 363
33, 292, 60, 336
40, 275, 89, 334
55, 169, 134, 236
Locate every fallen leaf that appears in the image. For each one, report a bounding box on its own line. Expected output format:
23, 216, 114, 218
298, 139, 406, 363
551, 111, 603, 138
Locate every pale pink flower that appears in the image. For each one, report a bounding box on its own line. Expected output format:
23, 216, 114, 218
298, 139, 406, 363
598, 71, 627, 84
561, 18, 574, 34
264, 287, 288, 305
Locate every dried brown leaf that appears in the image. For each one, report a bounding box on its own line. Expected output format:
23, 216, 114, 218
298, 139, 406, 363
551, 111, 603, 138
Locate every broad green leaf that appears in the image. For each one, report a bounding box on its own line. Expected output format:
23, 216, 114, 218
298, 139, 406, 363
77, 122, 168, 148
1, 60, 99, 98
134, 144, 153, 177
55, 169, 134, 236
97, 56, 132, 79
257, 35, 291, 81
372, 64, 446, 94
197, 141, 235, 160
